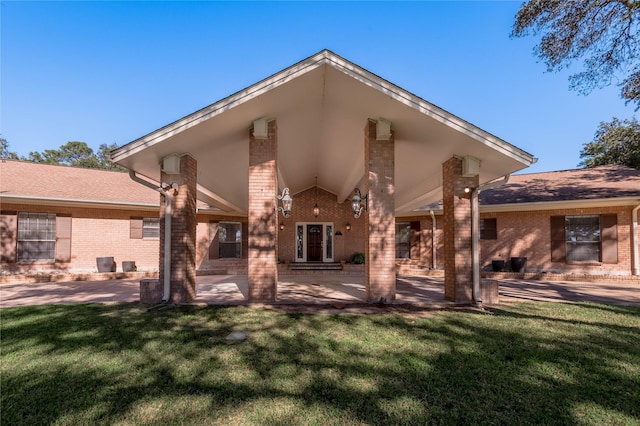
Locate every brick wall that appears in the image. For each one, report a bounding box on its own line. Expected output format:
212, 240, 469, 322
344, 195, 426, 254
365, 119, 396, 302
159, 154, 197, 303
277, 186, 365, 263
1, 202, 159, 273
480, 206, 637, 275
442, 157, 478, 302
248, 120, 278, 301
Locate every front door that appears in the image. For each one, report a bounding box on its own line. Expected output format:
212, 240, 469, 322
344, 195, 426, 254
307, 224, 323, 261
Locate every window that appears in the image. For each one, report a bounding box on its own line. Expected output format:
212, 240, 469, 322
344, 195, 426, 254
219, 222, 241, 258
17, 212, 56, 261
551, 214, 617, 264
396, 222, 411, 258
480, 218, 497, 240
142, 218, 160, 238
130, 217, 159, 239
565, 215, 600, 262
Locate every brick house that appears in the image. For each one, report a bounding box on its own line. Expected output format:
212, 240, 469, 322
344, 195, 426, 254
405, 165, 640, 276
8, 50, 636, 304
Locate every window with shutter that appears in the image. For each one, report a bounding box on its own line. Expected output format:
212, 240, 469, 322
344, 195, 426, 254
480, 218, 497, 240
395, 222, 411, 258
55, 215, 72, 262
17, 212, 56, 261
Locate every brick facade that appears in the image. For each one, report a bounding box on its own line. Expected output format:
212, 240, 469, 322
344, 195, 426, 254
364, 119, 396, 302
442, 157, 479, 302
159, 154, 198, 303
479, 206, 638, 275
248, 120, 278, 302
1, 203, 159, 273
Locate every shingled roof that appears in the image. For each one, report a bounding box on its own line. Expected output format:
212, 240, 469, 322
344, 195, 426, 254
480, 165, 640, 205
0, 160, 159, 206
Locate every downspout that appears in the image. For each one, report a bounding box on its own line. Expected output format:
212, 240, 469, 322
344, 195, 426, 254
633, 203, 640, 276
430, 210, 437, 269
128, 170, 173, 302
471, 174, 510, 305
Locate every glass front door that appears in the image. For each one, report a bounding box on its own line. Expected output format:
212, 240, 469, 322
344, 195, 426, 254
295, 223, 334, 262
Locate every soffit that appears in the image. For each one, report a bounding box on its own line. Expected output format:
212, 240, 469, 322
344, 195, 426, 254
111, 50, 535, 215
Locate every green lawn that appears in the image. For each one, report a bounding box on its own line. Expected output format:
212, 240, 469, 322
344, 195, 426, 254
1, 302, 639, 425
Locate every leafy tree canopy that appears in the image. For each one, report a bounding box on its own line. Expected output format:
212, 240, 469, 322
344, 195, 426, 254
579, 117, 640, 169
512, 0, 640, 108
0, 138, 20, 160
2, 139, 126, 171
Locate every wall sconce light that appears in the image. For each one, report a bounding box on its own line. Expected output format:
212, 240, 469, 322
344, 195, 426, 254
277, 187, 292, 218
279, 223, 285, 231
351, 188, 368, 219
345, 223, 351, 231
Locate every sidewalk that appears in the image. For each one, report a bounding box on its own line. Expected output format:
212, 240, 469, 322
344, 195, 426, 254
0, 274, 638, 308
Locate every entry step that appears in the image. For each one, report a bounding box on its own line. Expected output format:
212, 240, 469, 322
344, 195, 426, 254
289, 262, 343, 271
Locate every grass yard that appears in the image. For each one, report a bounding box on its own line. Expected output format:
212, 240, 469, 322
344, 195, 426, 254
1, 302, 639, 425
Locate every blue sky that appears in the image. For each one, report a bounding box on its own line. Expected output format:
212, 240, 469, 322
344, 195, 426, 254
1, 1, 636, 174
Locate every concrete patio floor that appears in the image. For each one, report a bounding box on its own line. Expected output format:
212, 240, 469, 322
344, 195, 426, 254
1, 274, 638, 308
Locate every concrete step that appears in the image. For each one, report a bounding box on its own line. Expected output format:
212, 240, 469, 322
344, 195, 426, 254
289, 262, 343, 271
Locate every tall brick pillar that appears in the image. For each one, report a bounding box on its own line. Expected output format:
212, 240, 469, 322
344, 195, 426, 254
248, 119, 278, 302
442, 157, 478, 302
159, 154, 198, 303
364, 119, 396, 302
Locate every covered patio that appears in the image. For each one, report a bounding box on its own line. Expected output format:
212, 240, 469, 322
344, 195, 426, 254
111, 49, 536, 305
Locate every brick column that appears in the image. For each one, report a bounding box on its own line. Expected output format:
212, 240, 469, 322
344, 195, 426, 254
442, 157, 478, 302
159, 154, 197, 303
364, 119, 396, 303
248, 119, 278, 302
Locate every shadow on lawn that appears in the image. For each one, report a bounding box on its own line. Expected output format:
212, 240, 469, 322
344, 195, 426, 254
1, 303, 639, 424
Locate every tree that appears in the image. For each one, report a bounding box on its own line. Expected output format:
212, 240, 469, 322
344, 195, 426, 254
0, 138, 20, 160
26, 141, 126, 171
512, 1, 640, 108
97, 143, 127, 171
579, 117, 640, 169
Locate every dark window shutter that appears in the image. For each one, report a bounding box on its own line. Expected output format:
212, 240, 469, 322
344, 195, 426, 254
55, 215, 72, 262
241, 222, 248, 259
550, 216, 566, 263
601, 214, 618, 264
1, 211, 18, 262
410, 221, 421, 259
130, 217, 143, 239
482, 218, 497, 240
209, 221, 219, 260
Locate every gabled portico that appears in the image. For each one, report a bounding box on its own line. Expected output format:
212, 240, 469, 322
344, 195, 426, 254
111, 49, 536, 304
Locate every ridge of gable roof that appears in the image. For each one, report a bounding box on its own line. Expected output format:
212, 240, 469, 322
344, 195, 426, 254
111, 49, 534, 166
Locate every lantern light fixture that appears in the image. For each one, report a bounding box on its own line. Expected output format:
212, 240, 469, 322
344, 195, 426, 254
351, 188, 368, 218
313, 176, 320, 218
277, 187, 292, 218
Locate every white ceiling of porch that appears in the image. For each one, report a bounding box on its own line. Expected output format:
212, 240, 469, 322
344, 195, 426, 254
111, 50, 536, 215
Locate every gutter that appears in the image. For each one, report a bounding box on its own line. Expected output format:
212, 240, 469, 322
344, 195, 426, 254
633, 203, 640, 276
471, 174, 510, 305
128, 170, 175, 302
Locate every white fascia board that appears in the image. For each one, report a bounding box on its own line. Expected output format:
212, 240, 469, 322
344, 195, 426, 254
323, 52, 536, 167
0, 195, 160, 211
480, 197, 640, 213
111, 53, 329, 163
399, 196, 640, 218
